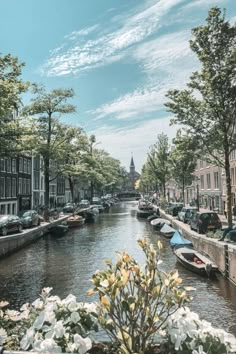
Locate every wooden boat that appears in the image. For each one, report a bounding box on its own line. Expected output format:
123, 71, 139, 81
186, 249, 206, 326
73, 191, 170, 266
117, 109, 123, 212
50, 224, 69, 237
159, 224, 175, 238
150, 218, 171, 231
136, 209, 155, 218
67, 215, 85, 228
173, 246, 218, 277
170, 231, 193, 248
77, 207, 98, 223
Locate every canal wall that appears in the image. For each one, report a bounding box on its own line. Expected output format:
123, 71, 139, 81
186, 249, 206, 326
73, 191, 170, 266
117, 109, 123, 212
159, 210, 236, 286
0, 216, 69, 258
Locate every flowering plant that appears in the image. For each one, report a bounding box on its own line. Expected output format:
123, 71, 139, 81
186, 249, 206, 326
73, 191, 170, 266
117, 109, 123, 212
161, 307, 236, 354
0, 288, 98, 353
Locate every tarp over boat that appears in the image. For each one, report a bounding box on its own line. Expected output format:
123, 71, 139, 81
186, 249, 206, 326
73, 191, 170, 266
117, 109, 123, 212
170, 231, 193, 248
160, 224, 175, 234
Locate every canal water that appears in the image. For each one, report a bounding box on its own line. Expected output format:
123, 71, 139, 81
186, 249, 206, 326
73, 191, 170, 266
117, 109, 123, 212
1, 201, 236, 335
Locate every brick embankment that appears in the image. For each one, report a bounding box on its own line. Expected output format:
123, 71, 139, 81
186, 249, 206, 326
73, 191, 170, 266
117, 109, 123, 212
159, 209, 236, 286
0, 215, 69, 258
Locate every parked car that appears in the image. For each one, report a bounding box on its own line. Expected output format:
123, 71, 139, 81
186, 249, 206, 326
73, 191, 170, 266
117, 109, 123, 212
92, 197, 102, 205
19, 210, 41, 228
63, 203, 76, 213
190, 211, 222, 234
169, 203, 184, 217
178, 207, 198, 223
0, 215, 23, 236
79, 200, 90, 208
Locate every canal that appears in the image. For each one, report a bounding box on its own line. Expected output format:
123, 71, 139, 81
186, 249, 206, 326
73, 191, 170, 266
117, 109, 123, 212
1, 201, 236, 335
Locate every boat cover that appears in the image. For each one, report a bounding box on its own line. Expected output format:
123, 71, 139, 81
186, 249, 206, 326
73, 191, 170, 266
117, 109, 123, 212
170, 231, 193, 248
160, 224, 175, 234
151, 218, 171, 226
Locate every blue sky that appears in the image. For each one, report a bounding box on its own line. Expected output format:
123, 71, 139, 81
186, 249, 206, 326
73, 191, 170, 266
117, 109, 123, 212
0, 0, 235, 171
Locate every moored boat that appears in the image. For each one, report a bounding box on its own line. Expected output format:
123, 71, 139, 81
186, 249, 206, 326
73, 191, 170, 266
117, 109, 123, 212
136, 209, 155, 218
150, 218, 171, 231
173, 246, 218, 277
67, 215, 85, 228
159, 224, 175, 238
50, 224, 69, 237
170, 231, 193, 249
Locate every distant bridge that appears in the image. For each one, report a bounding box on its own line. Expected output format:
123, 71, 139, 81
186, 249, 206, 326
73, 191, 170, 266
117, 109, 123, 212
116, 191, 141, 201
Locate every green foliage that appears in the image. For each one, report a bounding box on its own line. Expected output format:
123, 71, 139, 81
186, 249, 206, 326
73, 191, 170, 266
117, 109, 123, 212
165, 7, 236, 228
169, 131, 197, 204
0, 54, 29, 155
88, 239, 190, 354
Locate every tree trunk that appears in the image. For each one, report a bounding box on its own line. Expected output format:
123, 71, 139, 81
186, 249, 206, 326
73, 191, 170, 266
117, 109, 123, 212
225, 149, 232, 228
182, 178, 185, 206
90, 180, 94, 203
68, 175, 74, 203
44, 156, 50, 222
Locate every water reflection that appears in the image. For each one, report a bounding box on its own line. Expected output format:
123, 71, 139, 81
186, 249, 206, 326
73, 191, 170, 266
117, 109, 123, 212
0, 202, 236, 334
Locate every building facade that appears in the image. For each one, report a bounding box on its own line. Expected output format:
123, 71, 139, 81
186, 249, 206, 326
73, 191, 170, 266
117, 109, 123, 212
0, 157, 18, 215
126, 156, 140, 191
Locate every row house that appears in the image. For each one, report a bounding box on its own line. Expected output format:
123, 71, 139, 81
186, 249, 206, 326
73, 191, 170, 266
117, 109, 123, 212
0, 157, 18, 215
192, 160, 223, 213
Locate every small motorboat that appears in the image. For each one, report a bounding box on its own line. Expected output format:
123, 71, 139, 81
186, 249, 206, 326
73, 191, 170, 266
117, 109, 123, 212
159, 224, 175, 238
67, 215, 85, 228
50, 224, 69, 237
147, 214, 160, 222
151, 218, 171, 231
170, 231, 193, 249
173, 246, 218, 277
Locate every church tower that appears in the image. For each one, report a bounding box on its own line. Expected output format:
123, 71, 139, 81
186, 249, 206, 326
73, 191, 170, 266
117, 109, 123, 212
130, 154, 135, 190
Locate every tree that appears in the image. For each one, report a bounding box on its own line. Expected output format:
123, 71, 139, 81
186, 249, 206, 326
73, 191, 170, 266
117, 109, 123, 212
169, 132, 197, 205
166, 7, 236, 228
23, 85, 76, 211
147, 133, 170, 198
0, 54, 29, 155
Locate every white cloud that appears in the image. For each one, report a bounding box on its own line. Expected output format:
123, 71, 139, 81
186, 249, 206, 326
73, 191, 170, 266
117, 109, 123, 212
92, 117, 178, 171
41, 0, 186, 76
89, 30, 198, 121
183, 0, 225, 10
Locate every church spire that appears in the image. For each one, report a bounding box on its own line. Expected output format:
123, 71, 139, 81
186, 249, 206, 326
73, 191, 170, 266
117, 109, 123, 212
130, 153, 135, 168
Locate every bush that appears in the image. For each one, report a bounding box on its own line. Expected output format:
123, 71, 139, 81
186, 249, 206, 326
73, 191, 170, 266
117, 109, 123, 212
88, 239, 191, 353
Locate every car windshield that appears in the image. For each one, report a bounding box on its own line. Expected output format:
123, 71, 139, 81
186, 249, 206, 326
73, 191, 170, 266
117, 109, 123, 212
22, 211, 32, 217
0, 216, 8, 221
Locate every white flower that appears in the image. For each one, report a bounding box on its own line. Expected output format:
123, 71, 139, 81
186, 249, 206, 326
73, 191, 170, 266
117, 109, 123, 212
33, 312, 45, 329
73, 334, 92, 354
67, 300, 80, 312
5, 309, 20, 321
54, 320, 66, 338
83, 302, 97, 313
35, 338, 62, 352
0, 328, 7, 345
70, 311, 81, 324
47, 295, 62, 305
66, 342, 77, 352
32, 298, 44, 310
20, 327, 35, 350
62, 294, 77, 307
42, 287, 53, 296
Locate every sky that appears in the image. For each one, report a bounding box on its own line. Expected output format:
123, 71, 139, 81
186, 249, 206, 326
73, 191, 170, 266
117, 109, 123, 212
0, 0, 235, 172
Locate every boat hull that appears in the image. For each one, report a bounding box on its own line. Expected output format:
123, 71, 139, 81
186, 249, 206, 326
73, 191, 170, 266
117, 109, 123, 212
173, 247, 218, 277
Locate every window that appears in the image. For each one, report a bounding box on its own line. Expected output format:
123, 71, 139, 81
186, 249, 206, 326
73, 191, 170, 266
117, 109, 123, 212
34, 173, 39, 190
23, 178, 27, 194
27, 159, 31, 174
19, 178, 23, 194
6, 159, 11, 173
19, 157, 23, 172
207, 173, 211, 189
7, 204, 11, 214
23, 158, 27, 173
12, 159, 16, 173
6, 177, 11, 197
200, 175, 204, 189
231, 168, 235, 186
41, 176, 44, 190
0, 205, 5, 214
0, 177, 5, 198
12, 178, 16, 197
12, 203, 16, 215
214, 172, 219, 189
26, 179, 31, 194
0, 159, 5, 172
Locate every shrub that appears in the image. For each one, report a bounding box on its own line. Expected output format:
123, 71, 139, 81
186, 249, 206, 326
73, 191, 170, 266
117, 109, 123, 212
88, 239, 191, 353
